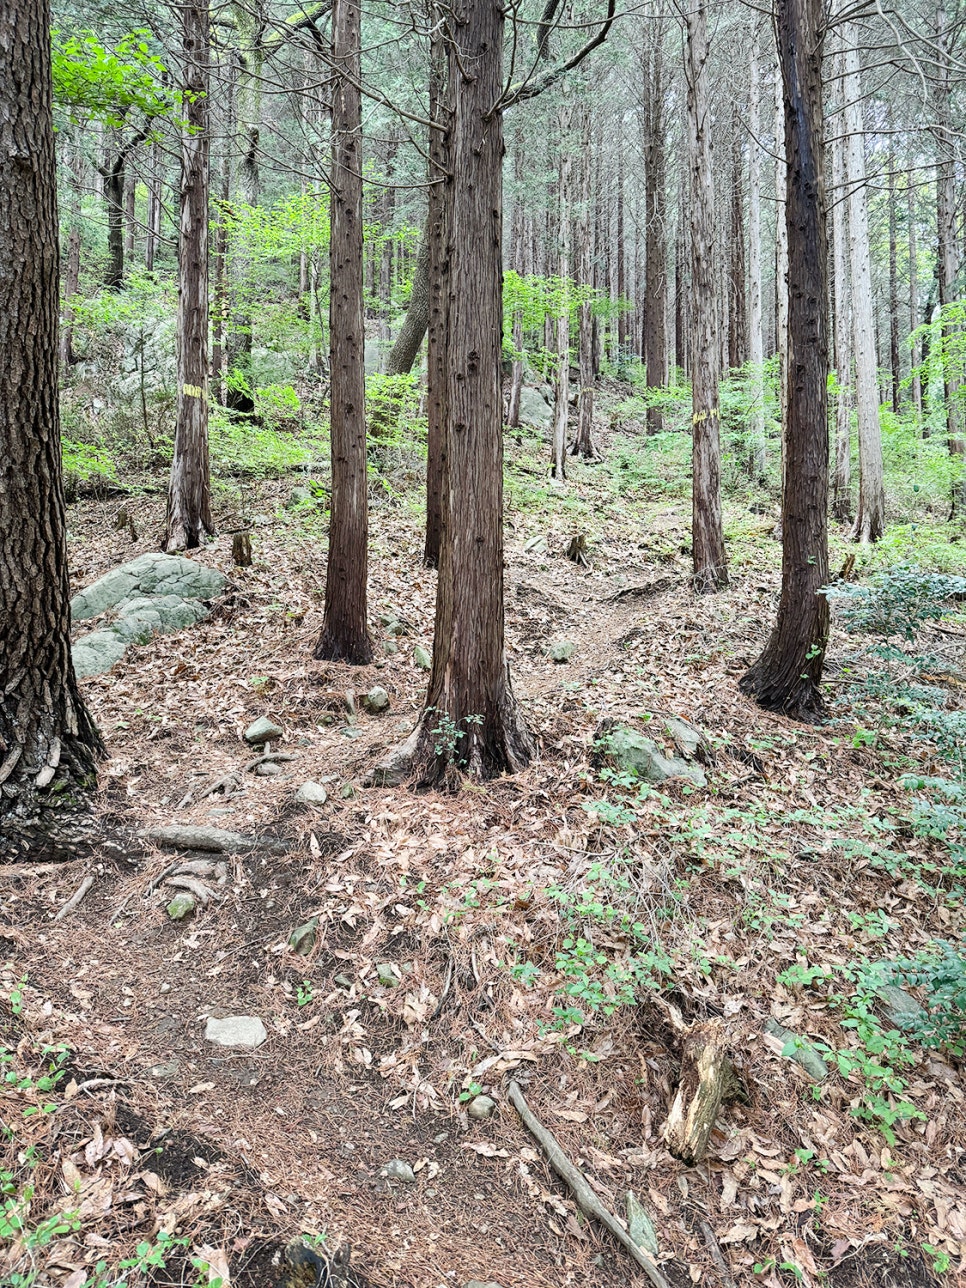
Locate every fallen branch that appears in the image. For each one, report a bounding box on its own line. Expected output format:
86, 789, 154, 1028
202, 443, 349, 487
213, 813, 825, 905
698, 1218, 737, 1288
54, 874, 95, 921
507, 1080, 670, 1288
141, 825, 286, 855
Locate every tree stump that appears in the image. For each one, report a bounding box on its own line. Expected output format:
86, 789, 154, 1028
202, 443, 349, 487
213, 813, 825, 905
232, 531, 252, 567
664, 1020, 741, 1165
566, 533, 590, 566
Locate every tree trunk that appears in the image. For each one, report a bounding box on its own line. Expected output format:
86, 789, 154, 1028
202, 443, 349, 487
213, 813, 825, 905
0, 0, 104, 844
386, 223, 430, 375
124, 173, 137, 261
60, 147, 83, 367
774, 65, 789, 443
842, 29, 885, 543
616, 142, 628, 355
164, 1, 214, 553
747, 31, 766, 480
675, 196, 687, 377
552, 105, 572, 483
423, 23, 449, 569
831, 65, 853, 525
507, 135, 525, 429
412, 0, 533, 784
643, 28, 668, 432
888, 153, 901, 414
685, 0, 728, 593
226, 3, 262, 416
908, 166, 923, 424
315, 0, 372, 664
145, 141, 163, 272
211, 57, 236, 407
573, 108, 598, 460
728, 113, 747, 371
740, 0, 830, 720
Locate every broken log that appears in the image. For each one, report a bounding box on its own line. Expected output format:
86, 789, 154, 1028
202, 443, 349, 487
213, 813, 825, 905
664, 1019, 741, 1166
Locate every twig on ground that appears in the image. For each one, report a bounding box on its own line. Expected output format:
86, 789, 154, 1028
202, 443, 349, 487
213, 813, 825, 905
698, 1219, 737, 1288
508, 1080, 671, 1288
54, 874, 95, 921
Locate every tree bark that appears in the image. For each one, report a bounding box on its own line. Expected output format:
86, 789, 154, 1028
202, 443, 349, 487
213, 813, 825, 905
413, 0, 533, 784
145, 141, 163, 272
642, 28, 668, 432
740, 0, 830, 720
0, 0, 104, 844
774, 65, 789, 444
573, 107, 598, 460
747, 31, 766, 480
552, 103, 572, 483
423, 21, 449, 569
507, 134, 526, 429
164, 1, 214, 552
907, 165, 923, 425
386, 222, 430, 375
831, 64, 853, 525
60, 147, 83, 367
842, 29, 885, 543
685, 0, 728, 593
888, 152, 901, 415
315, 0, 372, 664
728, 112, 747, 372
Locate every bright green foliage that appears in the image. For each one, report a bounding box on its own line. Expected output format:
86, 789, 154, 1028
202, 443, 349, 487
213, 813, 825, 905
502, 270, 626, 376
51, 29, 180, 128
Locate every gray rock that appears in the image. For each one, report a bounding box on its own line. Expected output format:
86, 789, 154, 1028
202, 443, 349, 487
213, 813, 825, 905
876, 983, 926, 1031
601, 726, 706, 788
205, 1015, 268, 1048
626, 1191, 660, 1256
377, 962, 401, 988
286, 485, 314, 509
465, 1282, 504, 1288
296, 781, 328, 806
547, 640, 576, 664
244, 716, 284, 745
517, 385, 553, 429
381, 1159, 416, 1184
663, 715, 705, 761
340, 784, 356, 799
255, 760, 284, 777
467, 1095, 496, 1120
144, 1059, 180, 1080
341, 727, 363, 739
414, 644, 432, 671
167, 892, 196, 920
113, 594, 208, 641
362, 686, 390, 713
70, 552, 225, 622
523, 535, 548, 555
71, 630, 129, 679
763, 1019, 828, 1082
288, 918, 318, 955
383, 641, 399, 655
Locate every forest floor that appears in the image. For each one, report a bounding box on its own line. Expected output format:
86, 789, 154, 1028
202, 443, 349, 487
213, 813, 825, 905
2, 411, 965, 1288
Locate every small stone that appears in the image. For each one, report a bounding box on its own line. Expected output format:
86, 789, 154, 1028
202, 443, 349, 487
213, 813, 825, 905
255, 760, 283, 777
414, 644, 431, 670
876, 983, 927, 1031
296, 781, 328, 806
144, 1059, 180, 1080
340, 784, 356, 798
382, 1159, 416, 1184
376, 962, 401, 988
467, 1095, 496, 1120
205, 1015, 268, 1048
286, 485, 314, 509
626, 1191, 660, 1256
167, 892, 196, 920
547, 640, 576, 664
334, 974, 353, 989
288, 918, 318, 955
244, 715, 284, 745
600, 724, 706, 788
465, 1281, 504, 1288
343, 689, 356, 716
383, 641, 399, 655
764, 1019, 829, 1082
341, 727, 363, 739
362, 686, 390, 713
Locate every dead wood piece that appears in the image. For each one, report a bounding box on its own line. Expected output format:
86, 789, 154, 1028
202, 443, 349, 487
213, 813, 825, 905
508, 1080, 670, 1288
607, 575, 676, 603
165, 874, 216, 904
54, 874, 95, 921
141, 825, 280, 855
566, 533, 591, 567
664, 1020, 741, 1166
232, 531, 252, 567
698, 1219, 737, 1288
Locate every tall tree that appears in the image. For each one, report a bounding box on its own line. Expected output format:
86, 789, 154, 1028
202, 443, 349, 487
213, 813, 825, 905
830, 59, 853, 524
740, 0, 829, 719
642, 24, 668, 433
746, 29, 766, 480
411, 0, 533, 782
842, 27, 885, 542
552, 100, 573, 483
315, 0, 373, 663
0, 0, 104, 849
684, 0, 728, 592
165, 0, 214, 552
423, 20, 449, 568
